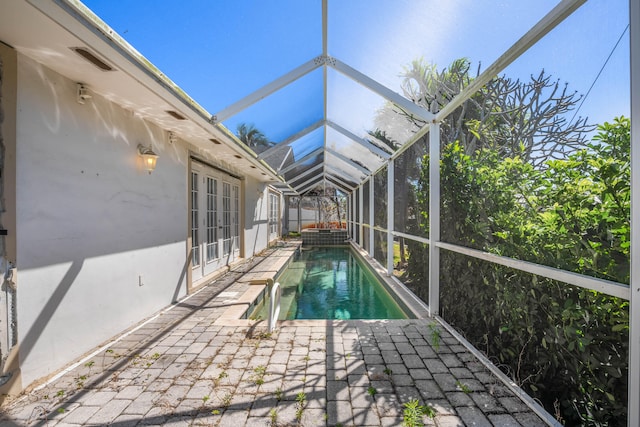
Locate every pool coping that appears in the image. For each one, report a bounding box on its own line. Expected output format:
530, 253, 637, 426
347, 242, 431, 319
211, 244, 557, 426
213, 243, 300, 326
214, 242, 431, 327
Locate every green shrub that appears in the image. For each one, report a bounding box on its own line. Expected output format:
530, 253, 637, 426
407, 117, 630, 425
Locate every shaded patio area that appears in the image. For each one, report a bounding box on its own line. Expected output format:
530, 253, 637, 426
1, 246, 548, 427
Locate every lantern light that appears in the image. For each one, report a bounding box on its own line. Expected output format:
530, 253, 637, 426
138, 144, 159, 174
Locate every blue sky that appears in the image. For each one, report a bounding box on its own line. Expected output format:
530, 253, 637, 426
82, 0, 629, 144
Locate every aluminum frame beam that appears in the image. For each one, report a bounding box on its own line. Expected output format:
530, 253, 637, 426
322, 0, 329, 170
287, 163, 324, 186
391, 0, 588, 163
295, 175, 324, 194
279, 147, 324, 174
325, 171, 356, 190
325, 176, 352, 193
630, 0, 640, 423
353, 192, 357, 236
275, 147, 294, 172
327, 120, 391, 160
436, 241, 630, 300
213, 57, 322, 123
324, 159, 365, 184
330, 57, 434, 122
298, 182, 322, 197
436, 0, 586, 123
291, 169, 324, 189
429, 124, 440, 316
387, 158, 395, 275
325, 172, 355, 191
358, 185, 364, 247
258, 120, 325, 160
322, 0, 328, 55
325, 163, 362, 186
326, 148, 372, 175
369, 177, 374, 257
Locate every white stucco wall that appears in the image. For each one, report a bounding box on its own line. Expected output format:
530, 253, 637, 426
15, 56, 191, 385
244, 178, 269, 256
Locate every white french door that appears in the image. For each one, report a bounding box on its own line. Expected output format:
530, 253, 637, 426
268, 191, 280, 242
191, 163, 240, 282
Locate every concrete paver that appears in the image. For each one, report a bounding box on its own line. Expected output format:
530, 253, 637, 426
0, 245, 549, 426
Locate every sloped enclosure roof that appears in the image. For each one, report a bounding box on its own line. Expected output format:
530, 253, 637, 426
5, 0, 631, 195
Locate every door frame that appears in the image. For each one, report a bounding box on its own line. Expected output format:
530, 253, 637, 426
187, 157, 243, 292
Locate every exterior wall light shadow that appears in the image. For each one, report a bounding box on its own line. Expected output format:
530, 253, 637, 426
138, 144, 159, 174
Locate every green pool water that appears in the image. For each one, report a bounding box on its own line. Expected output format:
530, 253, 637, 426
255, 247, 409, 320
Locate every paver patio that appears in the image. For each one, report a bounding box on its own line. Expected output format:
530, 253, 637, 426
0, 246, 548, 426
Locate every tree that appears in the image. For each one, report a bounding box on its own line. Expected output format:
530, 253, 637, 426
305, 185, 346, 228
372, 56, 629, 424
415, 118, 630, 426
236, 123, 273, 153
368, 129, 427, 267
375, 58, 594, 165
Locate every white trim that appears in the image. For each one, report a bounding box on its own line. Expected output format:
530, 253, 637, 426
321, 0, 328, 56
213, 58, 321, 123
358, 186, 364, 247
288, 163, 324, 186
389, 0, 587, 164
326, 148, 372, 175
268, 190, 280, 241
392, 230, 431, 246
325, 171, 355, 190
258, 120, 325, 160
369, 177, 374, 257
325, 178, 352, 194
351, 192, 356, 238
428, 124, 440, 316
325, 163, 362, 184
297, 179, 325, 196
436, 242, 630, 300
322, 0, 329, 179
387, 159, 395, 275
629, 0, 640, 422
276, 147, 294, 172
294, 174, 324, 193
325, 173, 355, 191
435, 316, 562, 427
436, 0, 586, 123
330, 58, 434, 121
279, 147, 324, 174
327, 120, 391, 160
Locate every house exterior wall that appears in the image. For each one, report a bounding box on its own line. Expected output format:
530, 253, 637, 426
244, 178, 269, 256
0, 41, 19, 394
14, 55, 192, 386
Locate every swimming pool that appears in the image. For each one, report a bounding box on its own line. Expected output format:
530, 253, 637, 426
252, 247, 410, 320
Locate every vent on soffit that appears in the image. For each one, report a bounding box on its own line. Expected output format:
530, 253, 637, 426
166, 110, 187, 120
71, 47, 114, 71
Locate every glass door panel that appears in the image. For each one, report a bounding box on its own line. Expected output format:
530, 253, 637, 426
192, 163, 241, 281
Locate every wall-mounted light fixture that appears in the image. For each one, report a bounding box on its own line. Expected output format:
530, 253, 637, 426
138, 144, 159, 174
